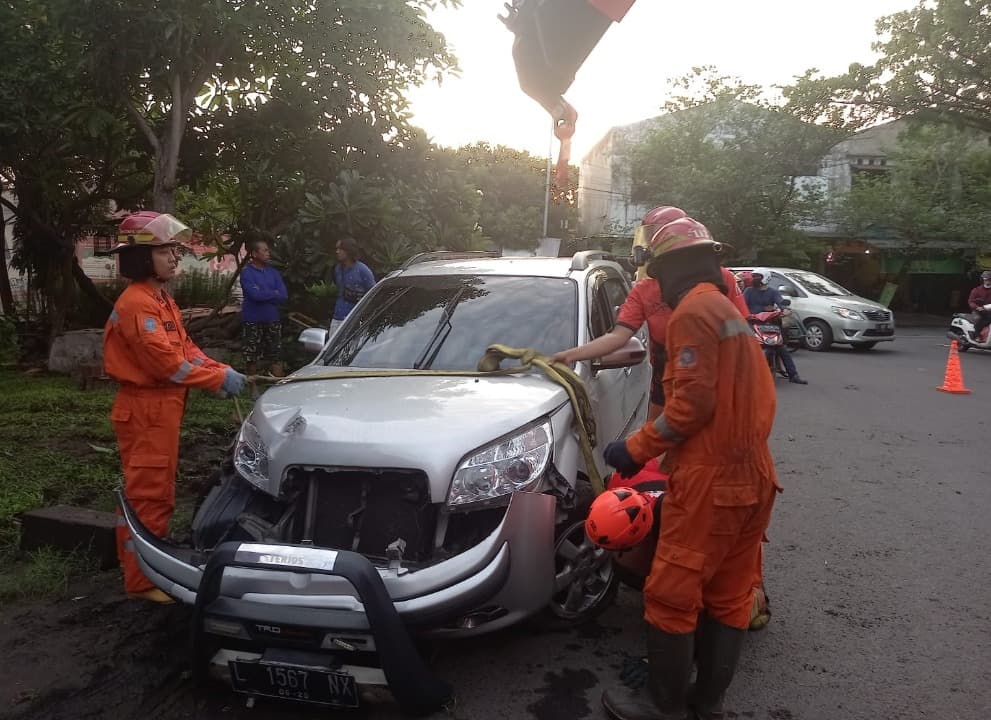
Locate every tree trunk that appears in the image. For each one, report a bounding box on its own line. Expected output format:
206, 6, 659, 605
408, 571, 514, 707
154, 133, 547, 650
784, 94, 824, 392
71, 257, 113, 318
152, 147, 177, 213
0, 209, 15, 316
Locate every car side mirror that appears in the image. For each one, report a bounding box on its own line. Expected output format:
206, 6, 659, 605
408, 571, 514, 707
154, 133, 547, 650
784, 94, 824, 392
778, 285, 794, 297
298, 327, 329, 355
592, 336, 647, 371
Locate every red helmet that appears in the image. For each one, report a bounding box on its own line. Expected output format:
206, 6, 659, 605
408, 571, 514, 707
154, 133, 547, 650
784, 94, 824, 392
648, 217, 723, 259
110, 211, 192, 254
641, 206, 686, 228
584, 487, 654, 551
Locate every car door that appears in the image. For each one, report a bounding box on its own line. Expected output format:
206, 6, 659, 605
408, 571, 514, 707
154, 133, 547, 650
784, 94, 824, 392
600, 271, 649, 429
585, 270, 646, 471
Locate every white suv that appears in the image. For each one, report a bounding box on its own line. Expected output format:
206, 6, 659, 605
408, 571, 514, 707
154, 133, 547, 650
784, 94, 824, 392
119, 250, 649, 711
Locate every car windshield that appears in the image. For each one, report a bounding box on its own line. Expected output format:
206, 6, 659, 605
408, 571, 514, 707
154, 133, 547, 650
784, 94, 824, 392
323, 275, 578, 371
784, 271, 852, 297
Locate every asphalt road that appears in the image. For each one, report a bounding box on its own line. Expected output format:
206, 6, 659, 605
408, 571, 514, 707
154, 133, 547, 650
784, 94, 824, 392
6, 332, 990, 720
435, 332, 991, 720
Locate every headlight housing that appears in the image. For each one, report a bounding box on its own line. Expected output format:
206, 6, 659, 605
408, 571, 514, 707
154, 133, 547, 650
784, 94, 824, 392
831, 306, 863, 320
448, 420, 553, 508
234, 420, 270, 489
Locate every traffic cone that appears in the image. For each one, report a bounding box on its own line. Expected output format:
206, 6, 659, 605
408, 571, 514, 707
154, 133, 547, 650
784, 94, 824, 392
937, 340, 971, 394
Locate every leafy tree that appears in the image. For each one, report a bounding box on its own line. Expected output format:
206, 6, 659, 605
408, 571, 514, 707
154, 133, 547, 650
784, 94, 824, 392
0, 0, 148, 334
630, 68, 842, 262
836, 124, 991, 247
783, 0, 991, 132
62, 0, 460, 212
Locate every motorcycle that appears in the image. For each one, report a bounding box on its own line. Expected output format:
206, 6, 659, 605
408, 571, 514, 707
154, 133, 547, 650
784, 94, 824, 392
948, 305, 991, 352
748, 309, 792, 377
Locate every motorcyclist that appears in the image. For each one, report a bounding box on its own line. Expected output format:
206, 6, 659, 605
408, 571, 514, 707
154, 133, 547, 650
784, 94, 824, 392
967, 270, 991, 342
744, 269, 807, 385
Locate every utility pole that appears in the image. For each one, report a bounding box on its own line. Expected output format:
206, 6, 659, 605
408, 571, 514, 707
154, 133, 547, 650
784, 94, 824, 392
542, 122, 553, 239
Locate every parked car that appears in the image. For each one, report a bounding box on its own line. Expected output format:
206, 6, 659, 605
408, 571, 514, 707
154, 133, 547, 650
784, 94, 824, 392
118, 250, 649, 710
733, 267, 896, 351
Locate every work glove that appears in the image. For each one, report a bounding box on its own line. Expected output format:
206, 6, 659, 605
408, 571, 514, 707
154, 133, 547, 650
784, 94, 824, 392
983, 304, 991, 311
604, 440, 643, 479
220, 368, 247, 396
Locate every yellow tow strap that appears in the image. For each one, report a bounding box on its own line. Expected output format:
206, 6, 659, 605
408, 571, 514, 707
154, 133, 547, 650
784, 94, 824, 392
264, 344, 605, 494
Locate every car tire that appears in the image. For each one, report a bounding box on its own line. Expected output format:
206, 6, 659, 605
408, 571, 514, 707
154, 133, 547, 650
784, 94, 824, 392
528, 517, 620, 632
851, 342, 877, 351
803, 319, 833, 351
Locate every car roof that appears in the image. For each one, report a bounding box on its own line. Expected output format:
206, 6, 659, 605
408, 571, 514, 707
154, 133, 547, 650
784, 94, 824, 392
397, 256, 619, 279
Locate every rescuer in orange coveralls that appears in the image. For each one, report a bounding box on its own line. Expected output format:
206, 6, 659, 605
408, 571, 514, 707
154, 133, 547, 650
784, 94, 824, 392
600, 217, 779, 720
104, 211, 246, 603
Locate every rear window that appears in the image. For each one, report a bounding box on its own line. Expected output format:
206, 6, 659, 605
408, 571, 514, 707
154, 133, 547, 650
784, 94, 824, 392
323, 275, 578, 371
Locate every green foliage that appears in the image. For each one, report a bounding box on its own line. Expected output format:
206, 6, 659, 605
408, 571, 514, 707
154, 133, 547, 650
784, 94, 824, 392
631, 68, 842, 261
837, 124, 991, 247
170, 267, 235, 308
783, 0, 991, 132
0, 369, 235, 560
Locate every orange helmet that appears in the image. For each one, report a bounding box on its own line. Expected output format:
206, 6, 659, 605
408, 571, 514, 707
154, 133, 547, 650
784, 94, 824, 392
633, 206, 687, 263
110, 211, 192, 254
585, 487, 654, 551
648, 217, 723, 259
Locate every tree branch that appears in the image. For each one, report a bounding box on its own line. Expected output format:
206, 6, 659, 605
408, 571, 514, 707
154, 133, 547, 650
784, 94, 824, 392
126, 100, 160, 152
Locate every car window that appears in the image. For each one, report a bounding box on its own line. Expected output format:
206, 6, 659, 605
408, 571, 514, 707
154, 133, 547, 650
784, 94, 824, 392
323, 275, 578, 371
588, 274, 614, 339
784, 271, 852, 297
769, 273, 801, 297
603, 276, 629, 317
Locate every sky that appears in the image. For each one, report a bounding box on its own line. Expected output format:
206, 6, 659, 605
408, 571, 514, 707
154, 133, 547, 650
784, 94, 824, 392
407, 0, 918, 163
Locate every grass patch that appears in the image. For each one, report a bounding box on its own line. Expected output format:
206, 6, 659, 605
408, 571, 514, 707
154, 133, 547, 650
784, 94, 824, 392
0, 369, 239, 594
0, 546, 103, 603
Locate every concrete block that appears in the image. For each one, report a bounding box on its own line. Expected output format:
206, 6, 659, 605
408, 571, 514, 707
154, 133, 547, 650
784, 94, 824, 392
48, 329, 105, 375
19, 505, 119, 570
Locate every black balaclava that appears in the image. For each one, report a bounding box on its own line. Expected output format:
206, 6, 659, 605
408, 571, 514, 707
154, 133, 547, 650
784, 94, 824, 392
649, 245, 726, 309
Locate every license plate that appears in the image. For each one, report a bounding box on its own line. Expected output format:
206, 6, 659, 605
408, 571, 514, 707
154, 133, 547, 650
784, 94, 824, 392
758, 325, 780, 333
229, 660, 359, 708
876, 323, 891, 331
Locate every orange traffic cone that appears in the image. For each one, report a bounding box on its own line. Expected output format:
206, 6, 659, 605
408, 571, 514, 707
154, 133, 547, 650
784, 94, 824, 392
937, 340, 971, 394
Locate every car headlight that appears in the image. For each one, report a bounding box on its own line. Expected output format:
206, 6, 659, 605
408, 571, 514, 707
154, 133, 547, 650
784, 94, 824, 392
234, 420, 270, 489
831, 306, 863, 320
448, 420, 553, 508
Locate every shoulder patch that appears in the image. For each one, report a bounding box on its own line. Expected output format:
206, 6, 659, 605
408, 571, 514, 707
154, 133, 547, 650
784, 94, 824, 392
143, 317, 158, 333
163, 320, 178, 332
677, 347, 697, 369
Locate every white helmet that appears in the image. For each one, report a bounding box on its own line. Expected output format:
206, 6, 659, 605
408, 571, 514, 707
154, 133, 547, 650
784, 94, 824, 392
751, 268, 771, 286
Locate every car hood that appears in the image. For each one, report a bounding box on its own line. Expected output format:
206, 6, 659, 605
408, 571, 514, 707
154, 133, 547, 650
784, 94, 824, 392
828, 295, 891, 314
245, 366, 570, 501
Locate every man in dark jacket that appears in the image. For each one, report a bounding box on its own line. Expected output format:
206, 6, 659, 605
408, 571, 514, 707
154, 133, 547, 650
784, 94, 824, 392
744, 269, 807, 385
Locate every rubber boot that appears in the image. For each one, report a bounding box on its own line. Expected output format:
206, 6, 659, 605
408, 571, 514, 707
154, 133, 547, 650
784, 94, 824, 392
127, 588, 175, 604
690, 615, 745, 719
601, 626, 694, 720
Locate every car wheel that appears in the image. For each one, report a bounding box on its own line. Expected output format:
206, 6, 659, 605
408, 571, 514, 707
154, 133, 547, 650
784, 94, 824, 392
803, 320, 833, 351
851, 342, 877, 351
534, 520, 618, 630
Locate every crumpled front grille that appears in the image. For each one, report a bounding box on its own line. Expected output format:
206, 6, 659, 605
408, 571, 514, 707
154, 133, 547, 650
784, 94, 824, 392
303, 469, 436, 563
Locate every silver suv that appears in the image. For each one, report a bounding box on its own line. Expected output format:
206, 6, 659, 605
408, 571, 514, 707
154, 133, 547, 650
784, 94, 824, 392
119, 250, 649, 710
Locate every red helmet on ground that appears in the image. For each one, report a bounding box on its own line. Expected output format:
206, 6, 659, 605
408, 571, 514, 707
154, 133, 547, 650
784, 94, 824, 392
110, 211, 192, 254
585, 487, 654, 551
648, 217, 723, 259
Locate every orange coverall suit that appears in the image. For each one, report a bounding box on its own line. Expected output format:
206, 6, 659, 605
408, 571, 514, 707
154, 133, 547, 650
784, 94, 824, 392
104, 281, 227, 593
626, 282, 779, 633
